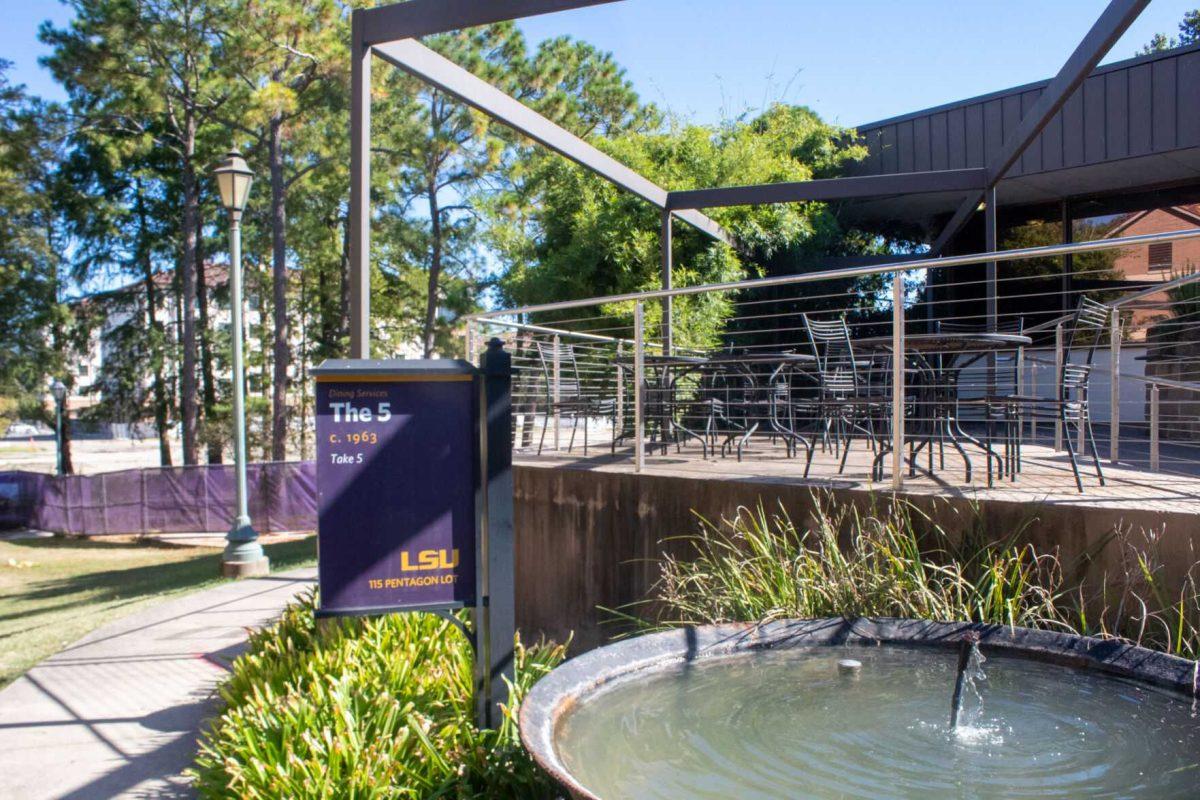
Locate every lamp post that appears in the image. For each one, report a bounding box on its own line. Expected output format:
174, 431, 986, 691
214, 151, 268, 578
49, 379, 66, 477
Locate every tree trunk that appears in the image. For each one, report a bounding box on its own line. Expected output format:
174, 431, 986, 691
196, 230, 222, 464
135, 184, 172, 467
269, 115, 290, 462
142, 246, 172, 467
179, 117, 201, 465
423, 172, 442, 358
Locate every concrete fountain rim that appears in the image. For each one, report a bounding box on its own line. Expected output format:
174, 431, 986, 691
518, 617, 1199, 800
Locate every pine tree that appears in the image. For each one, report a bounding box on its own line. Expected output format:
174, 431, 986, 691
43, 0, 237, 465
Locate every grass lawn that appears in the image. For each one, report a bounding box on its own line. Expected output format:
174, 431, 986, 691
0, 534, 316, 688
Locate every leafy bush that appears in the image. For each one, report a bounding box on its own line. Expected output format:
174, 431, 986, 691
190, 589, 565, 799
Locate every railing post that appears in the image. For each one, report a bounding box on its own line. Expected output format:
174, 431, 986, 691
1150, 384, 1160, 471
552, 334, 561, 452
891, 272, 905, 491
1109, 312, 1120, 464
1016, 345, 1026, 442
1028, 351, 1037, 442
615, 341, 624, 434
1054, 323, 1064, 452
634, 302, 645, 473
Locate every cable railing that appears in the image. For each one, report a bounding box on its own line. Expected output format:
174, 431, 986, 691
468, 227, 1200, 506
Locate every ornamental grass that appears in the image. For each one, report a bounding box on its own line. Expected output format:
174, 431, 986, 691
636, 494, 1200, 661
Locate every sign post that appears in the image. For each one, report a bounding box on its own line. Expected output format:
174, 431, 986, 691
313, 346, 514, 727
480, 339, 515, 727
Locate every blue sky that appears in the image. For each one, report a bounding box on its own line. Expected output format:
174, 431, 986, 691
3, 1, 1196, 126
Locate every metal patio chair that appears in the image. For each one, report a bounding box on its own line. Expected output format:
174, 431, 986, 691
534, 339, 614, 456
801, 314, 886, 472
986, 298, 1110, 493
935, 316, 1025, 481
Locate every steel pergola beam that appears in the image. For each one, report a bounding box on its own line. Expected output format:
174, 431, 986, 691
928, 0, 1151, 255
666, 168, 989, 210
373, 38, 731, 244
359, 0, 624, 46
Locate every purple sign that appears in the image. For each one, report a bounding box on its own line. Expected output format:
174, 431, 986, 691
314, 361, 478, 615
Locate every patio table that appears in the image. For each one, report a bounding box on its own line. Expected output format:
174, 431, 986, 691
691, 352, 818, 461
851, 333, 1031, 484
613, 354, 708, 453
614, 352, 817, 458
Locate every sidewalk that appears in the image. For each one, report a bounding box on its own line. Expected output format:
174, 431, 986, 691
0, 568, 315, 799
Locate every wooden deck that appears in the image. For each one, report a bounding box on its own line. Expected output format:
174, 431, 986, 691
516, 439, 1200, 517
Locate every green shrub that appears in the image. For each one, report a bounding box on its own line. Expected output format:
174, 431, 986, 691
190, 589, 565, 799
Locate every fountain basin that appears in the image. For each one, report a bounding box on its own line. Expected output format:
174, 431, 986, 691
520, 618, 1199, 799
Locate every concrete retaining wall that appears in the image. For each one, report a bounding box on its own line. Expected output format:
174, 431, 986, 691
513, 462, 1198, 651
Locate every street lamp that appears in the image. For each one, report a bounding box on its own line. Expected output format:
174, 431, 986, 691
214, 150, 268, 578
49, 379, 66, 477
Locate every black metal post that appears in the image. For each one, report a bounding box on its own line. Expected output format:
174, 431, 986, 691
480, 338, 515, 728
661, 209, 672, 355
1061, 199, 1074, 314
985, 188, 998, 394
349, 10, 372, 358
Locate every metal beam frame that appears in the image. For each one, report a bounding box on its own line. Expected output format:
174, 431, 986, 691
372, 39, 729, 244
666, 168, 988, 210
349, 0, 1152, 358
359, 0, 623, 46
928, 0, 1151, 256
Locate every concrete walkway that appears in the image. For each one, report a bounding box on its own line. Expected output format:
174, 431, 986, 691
0, 568, 316, 799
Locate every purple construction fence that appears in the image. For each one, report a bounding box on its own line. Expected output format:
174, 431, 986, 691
0, 461, 317, 535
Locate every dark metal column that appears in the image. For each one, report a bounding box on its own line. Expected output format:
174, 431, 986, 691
661, 209, 673, 354
480, 339, 515, 728
985, 187, 998, 331
349, 11, 372, 358
985, 188, 998, 394
1061, 200, 1074, 314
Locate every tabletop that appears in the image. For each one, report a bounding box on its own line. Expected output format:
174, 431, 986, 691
700, 351, 817, 366
614, 354, 708, 368
615, 352, 815, 368
852, 333, 1032, 352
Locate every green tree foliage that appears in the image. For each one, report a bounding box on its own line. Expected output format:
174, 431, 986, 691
491, 104, 867, 349
0, 63, 87, 470
43, 0, 238, 464
1141, 8, 1199, 52
23, 2, 875, 461
371, 25, 656, 357
222, 0, 349, 460
1001, 218, 1119, 282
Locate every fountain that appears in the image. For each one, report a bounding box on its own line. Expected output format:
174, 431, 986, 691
520, 619, 1200, 799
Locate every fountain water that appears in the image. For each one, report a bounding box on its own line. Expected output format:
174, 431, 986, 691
522, 619, 1200, 800
949, 631, 982, 729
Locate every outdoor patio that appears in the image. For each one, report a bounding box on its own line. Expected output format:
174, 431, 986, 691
522, 439, 1200, 516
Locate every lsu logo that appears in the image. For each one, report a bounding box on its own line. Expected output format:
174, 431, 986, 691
400, 548, 460, 572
